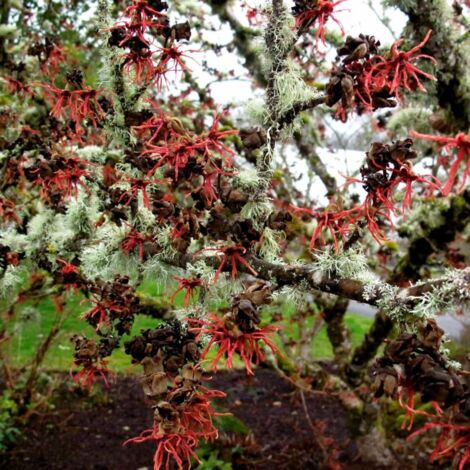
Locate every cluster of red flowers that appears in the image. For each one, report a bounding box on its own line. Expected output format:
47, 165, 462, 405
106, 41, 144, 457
108, 0, 192, 86
70, 335, 114, 393
27, 154, 92, 204
82, 296, 124, 331
296, 139, 441, 250
126, 383, 225, 470
136, 108, 237, 208
126, 429, 200, 470
121, 225, 155, 260
326, 30, 436, 121
37, 83, 108, 137
171, 276, 205, 307
81, 275, 142, 334
71, 358, 112, 392
0, 197, 21, 225
200, 243, 259, 282
371, 321, 469, 470
408, 420, 469, 470
119, 176, 163, 208
398, 388, 470, 470
28, 37, 66, 77
293, 0, 347, 45
124, 324, 224, 470
190, 312, 278, 375
356, 139, 440, 241
294, 205, 361, 252
366, 30, 436, 95
410, 131, 470, 196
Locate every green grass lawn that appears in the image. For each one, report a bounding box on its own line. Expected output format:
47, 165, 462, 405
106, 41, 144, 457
3, 281, 374, 372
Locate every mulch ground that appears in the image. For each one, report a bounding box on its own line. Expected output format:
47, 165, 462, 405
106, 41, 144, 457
2, 369, 429, 470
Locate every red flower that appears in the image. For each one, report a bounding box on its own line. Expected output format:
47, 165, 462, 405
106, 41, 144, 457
192, 170, 221, 207
367, 30, 436, 94
408, 419, 469, 470
175, 386, 226, 439
143, 138, 199, 180
42, 44, 66, 77
71, 359, 111, 393
294, 205, 361, 252
190, 313, 279, 375
32, 156, 92, 202
200, 244, 259, 282
3, 76, 32, 96
197, 113, 238, 169
108, 20, 156, 48
75, 87, 107, 127
56, 258, 82, 290
392, 163, 441, 212
410, 131, 470, 196
154, 45, 194, 90
37, 83, 108, 134
38, 84, 76, 120
170, 276, 205, 307
124, 0, 166, 23
119, 176, 163, 208
0, 197, 21, 225
124, 428, 200, 470
294, 0, 347, 45
131, 104, 171, 142
122, 49, 157, 83
121, 226, 152, 260
241, 1, 265, 27
82, 295, 125, 330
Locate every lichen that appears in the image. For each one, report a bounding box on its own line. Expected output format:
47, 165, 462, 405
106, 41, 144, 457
313, 249, 378, 284
273, 60, 320, 116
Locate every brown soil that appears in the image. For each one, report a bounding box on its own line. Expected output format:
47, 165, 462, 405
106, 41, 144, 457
2, 369, 426, 470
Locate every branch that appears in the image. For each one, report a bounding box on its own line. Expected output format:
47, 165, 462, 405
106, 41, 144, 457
278, 95, 327, 129
207, 1, 335, 196
293, 128, 338, 194
206, 0, 266, 86
169, 253, 470, 319
323, 296, 351, 367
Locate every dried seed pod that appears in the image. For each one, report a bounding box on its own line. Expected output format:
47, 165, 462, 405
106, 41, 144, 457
171, 22, 191, 41
239, 127, 267, 150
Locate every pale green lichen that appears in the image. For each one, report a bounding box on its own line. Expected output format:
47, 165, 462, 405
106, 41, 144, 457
186, 260, 216, 286
387, 107, 432, 137
272, 282, 309, 309
266, 5, 296, 58
234, 169, 263, 191
64, 191, 100, 235
155, 225, 178, 261
240, 199, 273, 229
245, 99, 269, 125
0, 265, 23, 300
141, 255, 171, 286
208, 274, 242, 303
362, 268, 470, 321
399, 197, 450, 239
411, 268, 470, 317
79, 224, 125, 280
133, 201, 157, 232
273, 60, 320, 116
258, 227, 282, 263
313, 249, 377, 284
0, 229, 28, 253
0, 25, 17, 38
